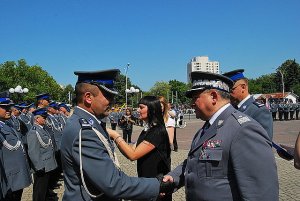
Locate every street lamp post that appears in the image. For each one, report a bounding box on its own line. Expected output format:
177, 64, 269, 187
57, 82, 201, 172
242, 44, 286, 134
126, 87, 139, 108
125, 63, 130, 108
9, 85, 29, 102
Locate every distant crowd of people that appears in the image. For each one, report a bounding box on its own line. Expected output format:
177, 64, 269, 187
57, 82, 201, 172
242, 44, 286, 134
269, 100, 300, 121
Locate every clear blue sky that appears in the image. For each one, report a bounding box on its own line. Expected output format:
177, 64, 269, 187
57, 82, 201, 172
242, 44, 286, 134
1, 0, 299, 91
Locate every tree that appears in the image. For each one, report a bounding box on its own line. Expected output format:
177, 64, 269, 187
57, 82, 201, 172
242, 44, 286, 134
0, 59, 66, 103
276, 59, 300, 94
248, 74, 276, 94
60, 84, 74, 104
169, 80, 189, 104
148, 81, 171, 98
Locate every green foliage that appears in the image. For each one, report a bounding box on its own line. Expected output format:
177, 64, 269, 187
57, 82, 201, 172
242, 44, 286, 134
148, 81, 171, 98
0, 59, 67, 103
291, 83, 300, 97
277, 59, 300, 93
147, 80, 190, 104
248, 74, 276, 94
249, 59, 300, 97
169, 80, 189, 104
60, 84, 74, 104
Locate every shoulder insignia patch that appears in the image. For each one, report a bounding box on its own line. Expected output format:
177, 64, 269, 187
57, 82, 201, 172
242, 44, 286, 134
237, 116, 251, 125
79, 118, 92, 130
232, 111, 252, 125
253, 102, 265, 108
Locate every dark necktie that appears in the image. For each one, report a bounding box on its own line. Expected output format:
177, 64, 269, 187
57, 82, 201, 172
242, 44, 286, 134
100, 122, 107, 133
200, 121, 210, 138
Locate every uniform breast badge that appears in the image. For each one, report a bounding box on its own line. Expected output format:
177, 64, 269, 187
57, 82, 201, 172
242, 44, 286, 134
200, 140, 222, 160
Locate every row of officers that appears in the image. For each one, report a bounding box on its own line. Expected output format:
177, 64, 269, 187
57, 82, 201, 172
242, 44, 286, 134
269, 101, 300, 121
0, 93, 70, 201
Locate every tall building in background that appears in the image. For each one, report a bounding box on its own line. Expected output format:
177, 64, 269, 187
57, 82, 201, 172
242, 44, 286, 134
187, 56, 220, 82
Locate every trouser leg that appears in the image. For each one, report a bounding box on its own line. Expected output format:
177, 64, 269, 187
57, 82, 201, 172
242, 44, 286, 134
127, 130, 132, 143
33, 171, 50, 201
47, 152, 61, 200
173, 128, 178, 152
111, 123, 117, 130
123, 129, 128, 143
4, 189, 23, 201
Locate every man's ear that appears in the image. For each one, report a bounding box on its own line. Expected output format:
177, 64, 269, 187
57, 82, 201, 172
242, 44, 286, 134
241, 83, 246, 89
210, 90, 218, 105
211, 90, 218, 99
84, 92, 93, 105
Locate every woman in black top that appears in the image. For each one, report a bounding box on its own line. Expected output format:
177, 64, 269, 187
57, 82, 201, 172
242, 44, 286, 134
108, 96, 171, 201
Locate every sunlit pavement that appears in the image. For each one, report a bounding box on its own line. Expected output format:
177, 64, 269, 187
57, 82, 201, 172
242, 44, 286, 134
22, 118, 300, 201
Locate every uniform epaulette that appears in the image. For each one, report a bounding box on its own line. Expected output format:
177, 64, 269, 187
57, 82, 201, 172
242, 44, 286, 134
253, 101, 265, 108
232, 112, 251, 125
79, 118, 92, 130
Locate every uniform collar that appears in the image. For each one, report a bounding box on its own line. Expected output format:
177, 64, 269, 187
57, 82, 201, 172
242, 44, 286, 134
76, 106, 102, 125
34, 123, 44, 129
238, 94, 251, 108
208, 103, 230, 126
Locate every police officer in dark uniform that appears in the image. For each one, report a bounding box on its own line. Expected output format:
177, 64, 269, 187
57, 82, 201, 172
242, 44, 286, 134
278, 101, 284, 121
35, 93, 58, 199
223, 69, 274, 140
26, 103, 36, 125
109, 107, 119, 130
270, 101, 278, 120
0, 150, 8, 200
36, 93, 51, 109
0, 100, 9, 200
18, 103, 33, 131
163, 71, 279, 201
60, 69, 173, 201
46, 101, 64, 195
57, 103, 70, 128
296, 102, 300, 120
283, 100, 290, 121
0, 97, 32, 201
6, 105, 28, 144
290, 101, 296, 120
27, 108, 58, 201
46, 101, 63, 151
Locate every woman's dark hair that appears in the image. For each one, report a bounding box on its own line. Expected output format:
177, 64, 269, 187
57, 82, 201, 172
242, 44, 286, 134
138, 96, 164, 127
125, 107, 132, 115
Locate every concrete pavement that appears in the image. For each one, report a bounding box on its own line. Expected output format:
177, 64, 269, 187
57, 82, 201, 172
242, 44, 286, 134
21, 119, 300, 201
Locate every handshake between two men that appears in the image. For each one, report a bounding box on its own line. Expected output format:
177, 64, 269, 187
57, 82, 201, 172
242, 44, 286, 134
156, 174, 175, 195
